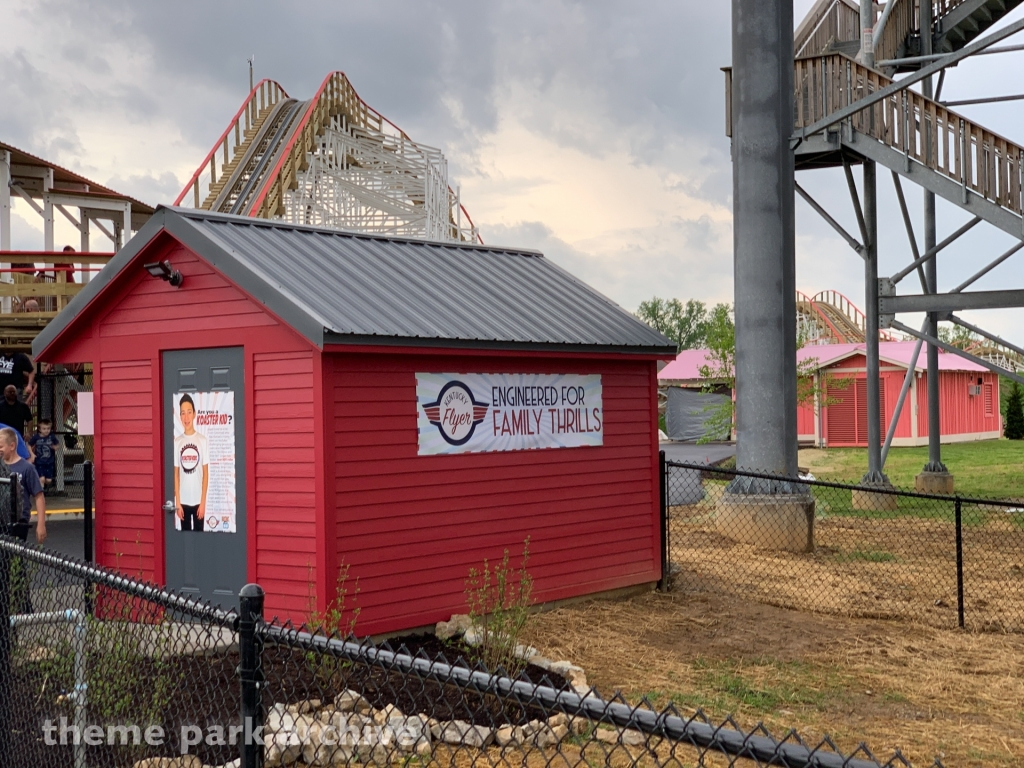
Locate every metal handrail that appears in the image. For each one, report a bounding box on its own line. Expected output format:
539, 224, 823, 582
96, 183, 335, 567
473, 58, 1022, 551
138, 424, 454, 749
173, 78, 289, 208
789, 53, 1024, 217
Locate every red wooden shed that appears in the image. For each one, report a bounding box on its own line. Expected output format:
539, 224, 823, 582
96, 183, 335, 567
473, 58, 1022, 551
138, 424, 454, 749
658, 343, 1002, 447
796, 343, 1002, 448
33, 207, 675, 635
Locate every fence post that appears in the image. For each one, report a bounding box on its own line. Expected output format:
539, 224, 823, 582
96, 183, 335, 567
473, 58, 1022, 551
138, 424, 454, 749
239, 583, 265, 768
955, 497, 965, 629
0, 541, 11, 761
658, 451, 668, 592
83, 461, 93, 616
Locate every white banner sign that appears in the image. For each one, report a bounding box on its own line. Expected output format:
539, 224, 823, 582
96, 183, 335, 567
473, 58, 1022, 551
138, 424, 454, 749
416, 373, 603, 455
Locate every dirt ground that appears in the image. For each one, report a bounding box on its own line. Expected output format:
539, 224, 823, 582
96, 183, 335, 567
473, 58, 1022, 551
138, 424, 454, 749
666, 485, 1024, 633
525, 590, 1024, 767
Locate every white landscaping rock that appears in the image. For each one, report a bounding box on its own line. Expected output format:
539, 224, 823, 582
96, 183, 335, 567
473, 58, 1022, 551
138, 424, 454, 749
131, 758, 203, 768
300, 720, 326, 765
391, 715, 430, 752
432, 719, 494, 748
594, 727, 645, 747
495, 724, 526, 746
532, 723, 569, 748
435, 614, 473, 640
373, 703, 403, 725
333, 689, 372, 713
620, 729, 646, 747
514, 644, 539, 660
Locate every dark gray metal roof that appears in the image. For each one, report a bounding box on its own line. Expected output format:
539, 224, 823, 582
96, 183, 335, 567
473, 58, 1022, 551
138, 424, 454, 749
34, 207, 675, 357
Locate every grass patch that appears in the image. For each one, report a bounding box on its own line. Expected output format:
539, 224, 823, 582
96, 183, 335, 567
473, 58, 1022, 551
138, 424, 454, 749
810, 486, 1001, 524
643, 657, 849, 717
799, 441, 1024, 500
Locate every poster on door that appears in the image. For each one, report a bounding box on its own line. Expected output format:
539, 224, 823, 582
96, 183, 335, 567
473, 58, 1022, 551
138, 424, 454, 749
416, 373, 603, 455
171, 391, 236, 533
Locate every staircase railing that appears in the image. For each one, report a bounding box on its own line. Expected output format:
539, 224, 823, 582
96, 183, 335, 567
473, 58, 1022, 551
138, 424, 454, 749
800, 54, 1023, 217
174, 79, 289, 208
795, 0, 860, 57
729, 53, 1024, 218
933, 0, 972, 17
876, 0, 917, 63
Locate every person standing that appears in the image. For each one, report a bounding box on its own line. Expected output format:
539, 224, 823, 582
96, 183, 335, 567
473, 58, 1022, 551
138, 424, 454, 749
1, 427, 46, 543
0, 351, 35, 402
0, 385, 33, 440
174, 394, 209, 532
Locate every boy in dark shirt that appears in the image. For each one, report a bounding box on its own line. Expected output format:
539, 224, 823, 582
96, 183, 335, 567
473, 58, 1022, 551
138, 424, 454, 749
29, 419, 60, 490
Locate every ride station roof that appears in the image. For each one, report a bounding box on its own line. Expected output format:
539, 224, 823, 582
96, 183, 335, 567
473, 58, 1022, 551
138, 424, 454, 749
660, 341, 988, 385
34, 206, 676, 357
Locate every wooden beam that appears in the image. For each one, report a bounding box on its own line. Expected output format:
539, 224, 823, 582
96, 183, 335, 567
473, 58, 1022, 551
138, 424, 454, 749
0, 282, 85, 297
0, 253, 112, 264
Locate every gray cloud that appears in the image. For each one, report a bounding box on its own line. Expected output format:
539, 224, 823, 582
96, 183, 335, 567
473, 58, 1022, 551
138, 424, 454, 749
3, 0, 1023, 340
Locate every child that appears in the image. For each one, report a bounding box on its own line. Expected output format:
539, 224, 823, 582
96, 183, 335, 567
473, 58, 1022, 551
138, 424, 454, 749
29, 419, 60, 491
174, 394, 209, 532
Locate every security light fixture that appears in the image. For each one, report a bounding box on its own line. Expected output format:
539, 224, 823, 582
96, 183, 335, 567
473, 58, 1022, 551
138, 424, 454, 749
143, 260, 183, 287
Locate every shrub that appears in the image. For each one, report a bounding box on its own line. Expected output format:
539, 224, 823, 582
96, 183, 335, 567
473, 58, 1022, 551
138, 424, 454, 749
1005, 382, 1024, 440
307, 560, 361, 637
465, 538, 533, 678
306, 561, 361, 688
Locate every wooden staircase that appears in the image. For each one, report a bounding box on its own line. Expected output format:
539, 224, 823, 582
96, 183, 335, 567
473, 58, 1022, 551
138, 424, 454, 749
725, 49, 1024, 237
794, 0, 1024, 65
935, 0, 1024, 53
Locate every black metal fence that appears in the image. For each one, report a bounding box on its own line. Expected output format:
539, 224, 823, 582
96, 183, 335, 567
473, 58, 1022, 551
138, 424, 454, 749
0, 534, 945, 768
662, 457, 1024, 633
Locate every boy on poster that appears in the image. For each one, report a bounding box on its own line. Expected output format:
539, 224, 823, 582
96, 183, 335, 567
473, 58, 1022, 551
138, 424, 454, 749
172, 390, 237, 533
173, 394, 209, 532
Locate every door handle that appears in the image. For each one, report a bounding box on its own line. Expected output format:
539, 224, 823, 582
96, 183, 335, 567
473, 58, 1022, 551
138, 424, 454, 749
162, 500, 176, 513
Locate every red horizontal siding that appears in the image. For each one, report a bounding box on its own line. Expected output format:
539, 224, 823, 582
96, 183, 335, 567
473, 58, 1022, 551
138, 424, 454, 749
97, 359, 157, 581
99, 247, 273, 338
254, 350, 318, 620
72, 233, 315, 614
328, 354, 659, 636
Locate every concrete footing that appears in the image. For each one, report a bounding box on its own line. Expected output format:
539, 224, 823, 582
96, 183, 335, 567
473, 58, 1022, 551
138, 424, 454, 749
851, 486, 899, 512
716, 492, 816, 552
915, 471, 955, 494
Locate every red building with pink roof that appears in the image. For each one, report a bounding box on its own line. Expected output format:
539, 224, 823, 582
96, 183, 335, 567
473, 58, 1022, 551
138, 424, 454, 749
659, 342, 1001, 448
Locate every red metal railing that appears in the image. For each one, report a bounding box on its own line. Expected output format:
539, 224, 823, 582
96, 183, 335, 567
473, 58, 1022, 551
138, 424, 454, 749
173, 79, 290, 208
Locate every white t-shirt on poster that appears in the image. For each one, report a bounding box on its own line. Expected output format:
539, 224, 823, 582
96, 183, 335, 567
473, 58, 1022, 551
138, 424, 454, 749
174, 430, 209, 506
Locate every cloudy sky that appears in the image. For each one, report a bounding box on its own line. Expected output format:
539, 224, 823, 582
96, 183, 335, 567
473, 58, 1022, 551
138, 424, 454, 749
2, 0, 1023, 342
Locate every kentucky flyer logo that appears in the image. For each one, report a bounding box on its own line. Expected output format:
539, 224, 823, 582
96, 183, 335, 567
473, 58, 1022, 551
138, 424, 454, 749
421, 380, 490, 446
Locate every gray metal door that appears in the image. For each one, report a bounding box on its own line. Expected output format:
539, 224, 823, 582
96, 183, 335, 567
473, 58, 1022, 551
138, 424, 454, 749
163, 347, 246, 609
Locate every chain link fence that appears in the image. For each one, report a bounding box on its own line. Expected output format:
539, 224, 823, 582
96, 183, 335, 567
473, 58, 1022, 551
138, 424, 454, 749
0, 530, 946, 767
663, 458, 1024, 633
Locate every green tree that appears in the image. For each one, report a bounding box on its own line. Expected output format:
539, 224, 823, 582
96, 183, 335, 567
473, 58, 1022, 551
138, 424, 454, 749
695, 304, 736, 442
937, 322, 979, 350
1005, 381, 1024, 440
636, 297, 713, 350
695, 305, 849, 443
